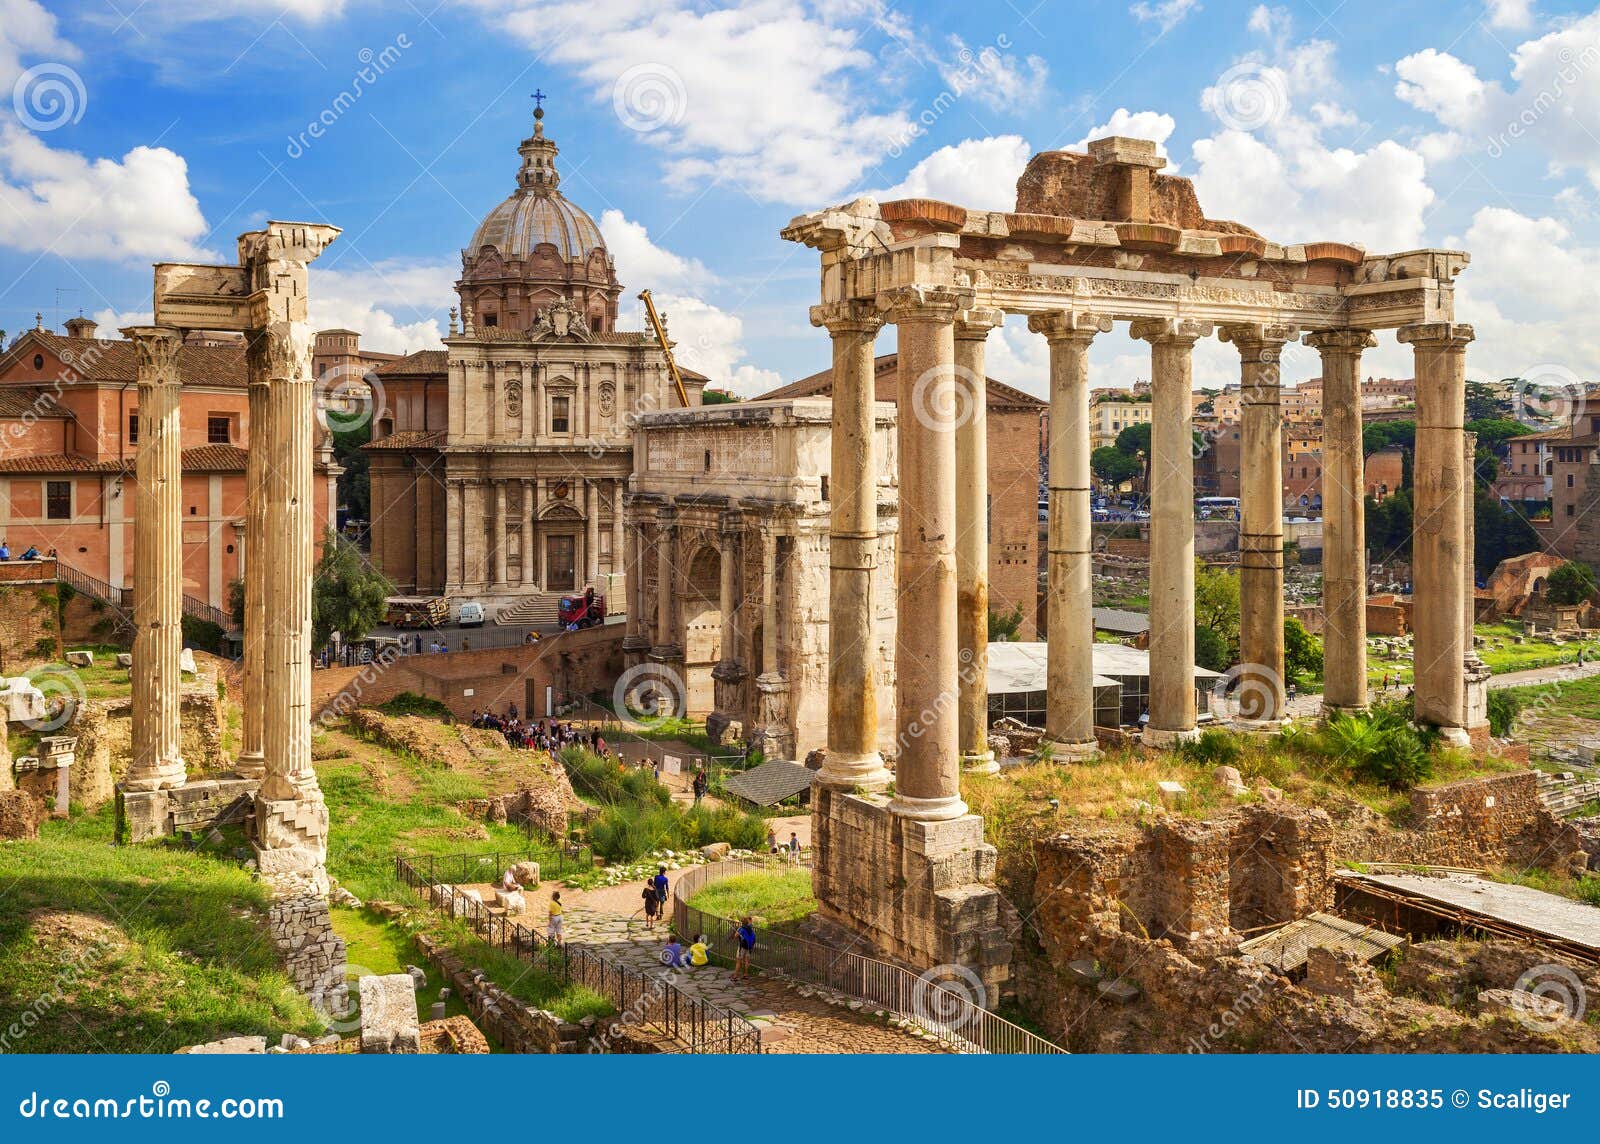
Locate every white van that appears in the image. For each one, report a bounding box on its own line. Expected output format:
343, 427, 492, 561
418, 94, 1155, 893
457, 601, 486, 628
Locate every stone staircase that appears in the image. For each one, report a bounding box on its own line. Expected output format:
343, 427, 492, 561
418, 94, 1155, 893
1536, 769, 1600, 817
492, 592, 571, 627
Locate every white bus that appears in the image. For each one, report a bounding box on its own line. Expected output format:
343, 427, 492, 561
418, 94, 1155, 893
1195, 496, 1240, 519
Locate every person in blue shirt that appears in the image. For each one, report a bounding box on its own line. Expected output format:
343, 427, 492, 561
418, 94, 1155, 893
651, 866, 669, 912
0, 541, 10, 560
734, 916, 756, 979
660, 936, 685, 968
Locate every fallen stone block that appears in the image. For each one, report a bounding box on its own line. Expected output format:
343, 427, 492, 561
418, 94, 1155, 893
64, 650, 93, 668
699, 842, 731, 861
115, 653, 133, 668
181, 1035, 267, 1054
179, 648, 197, 674
508, 860, 541, 886
359, 974, 421, 1054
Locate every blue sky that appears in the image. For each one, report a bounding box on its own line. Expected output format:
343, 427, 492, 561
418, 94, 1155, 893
2, 0, 1599, 397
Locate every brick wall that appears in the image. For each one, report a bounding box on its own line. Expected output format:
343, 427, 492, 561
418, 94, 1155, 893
0, 582, 60, 671
988, 408, 1041, 639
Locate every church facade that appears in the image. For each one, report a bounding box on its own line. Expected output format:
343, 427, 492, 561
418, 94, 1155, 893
364, 105, 702, 620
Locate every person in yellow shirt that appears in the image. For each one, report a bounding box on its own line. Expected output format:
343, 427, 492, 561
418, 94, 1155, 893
687, 933, 710, 967
547, 891, 564, 944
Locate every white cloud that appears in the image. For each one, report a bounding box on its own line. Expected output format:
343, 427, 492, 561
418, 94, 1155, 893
0, 124, 212, 261
1072, 108, 1177, 161
472, 0, 916, 204
89, 308, 153, 335
307, 259, 455, 354
869, 135, 1031, 211
1130, 0, 1200, 33
1486, 0, 1535, 29
597, 209, 715, 293
1246, 4, 1289, 39
1394, 13, 1600, 184
0, 0, 75, 89
938, 35, 1048, 111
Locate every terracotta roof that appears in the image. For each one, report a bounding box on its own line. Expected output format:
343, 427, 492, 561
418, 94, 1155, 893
374, 350, 449, 377
0, 452, 117, 473
0, 386, 69, 419
2, 331, 248, 388
757, 352, 1045, 410
363, 429, 446, 451
181, 444, 249, 471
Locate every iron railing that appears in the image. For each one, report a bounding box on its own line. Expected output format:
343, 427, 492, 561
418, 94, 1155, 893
56, 557, 228, 633
394, 850, 762, 1054
673, 859, 1066, 1055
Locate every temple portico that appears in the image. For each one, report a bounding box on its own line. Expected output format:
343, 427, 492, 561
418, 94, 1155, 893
782, 133, 1485, 996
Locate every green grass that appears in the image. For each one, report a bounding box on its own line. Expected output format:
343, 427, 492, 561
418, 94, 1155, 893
1501, 672, 1600, 722
1366, 624, 1597, 687
429, 919, 612, 1023
1492, 866, 1600, 906
686, 868, 816, 928
0, 809, 324, 1052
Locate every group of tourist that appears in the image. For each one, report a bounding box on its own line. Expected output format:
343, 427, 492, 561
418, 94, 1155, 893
470, 706, 607, 759
0, 541, 48, 561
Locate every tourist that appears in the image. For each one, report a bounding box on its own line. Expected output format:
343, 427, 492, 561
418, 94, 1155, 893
461, 637, 470, 652
687, 933, 710, 968
652, 866, 669, 912
787, 832, 801, 861
661, 936, 685, 968
733, 916, 756, 979
641, 878, 661, 929
19, 545, 38, 560
501, 868, 522, 893
0, 540, 9, 560
692, 768, 708, 805
509, 701, 519, 721
546, 891, 565, 944
766, 825, 778, 853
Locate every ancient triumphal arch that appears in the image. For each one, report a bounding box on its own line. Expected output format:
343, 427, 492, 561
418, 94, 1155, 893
783, 136, 1482, 995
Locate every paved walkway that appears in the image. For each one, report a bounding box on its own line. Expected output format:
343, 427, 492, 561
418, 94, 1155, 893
1486, 659, 1600, 690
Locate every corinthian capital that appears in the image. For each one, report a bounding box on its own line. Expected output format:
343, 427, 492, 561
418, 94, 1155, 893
874, 284, 973, 324
121, 326, 183, 383
1130, 317, 1213, 346
954, 306, 1006, 339
1027, 310, 1113, 342
1397, 322, 1475, 351
1219, 322, 1300, 362
1303, 328, 1377, 354
810, 300, 881, 336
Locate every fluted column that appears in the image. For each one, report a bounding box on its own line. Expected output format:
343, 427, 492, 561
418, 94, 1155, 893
123, 326, 186, 793
1307, 329, 1375, 716
1221, 323, 1298, 727
586, 480, 601, 587
1132, 319, 1212, 748
610, 479, 626, 580
492, 479, 509, 588
1463, 432, 1490, 733
712, 516, 746, 699
1031, 311, 1113, 760
237, 336, 271, 779
445, 478, 464, 591
952, 307, 1003, 774
880, 285, 971, 820
623, 505, 651, 662
1401, 322, 1476, 745
652, 507, 681, 658
813, 303, 891, 789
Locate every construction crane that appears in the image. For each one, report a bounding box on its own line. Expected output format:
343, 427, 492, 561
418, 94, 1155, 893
638, 289, 690, 408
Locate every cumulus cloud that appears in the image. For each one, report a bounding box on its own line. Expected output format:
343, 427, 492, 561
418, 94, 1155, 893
1130, 0, 1200, 32
90, 308, 153, 335
0, 124, 213, 261
1485, 0, 1535, 29
598, 209, 715, 293
1394, 13, 1600, 185
937, 35, 1048, 111
1072, 108, 1177, 162
869, 135, 1031, 211
307, 259, 455, 354
0, 0, 76, 89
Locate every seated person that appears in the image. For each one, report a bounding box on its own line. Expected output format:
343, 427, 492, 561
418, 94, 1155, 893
500, 868, 521, 893
687, 934, 710, 968
19, 546, 38, 561
660, 936, 685, 968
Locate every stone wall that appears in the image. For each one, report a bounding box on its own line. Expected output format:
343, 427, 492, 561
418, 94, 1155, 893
0, 583, 60, 673
70, 683, 225, 811
414, 934, 593, 1053
59, 592, 129, 648
268, 893, 347, 1017
812, 788, 1013, 1002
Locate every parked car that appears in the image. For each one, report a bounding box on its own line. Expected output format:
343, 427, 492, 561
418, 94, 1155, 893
457, 601, 486, 627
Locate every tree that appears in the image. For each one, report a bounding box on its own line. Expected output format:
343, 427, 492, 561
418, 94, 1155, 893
1365, 490, 1414, 559
1194, 561, 1240, 657
1362, 420, 1415, 456
1545, 560, 1598, 605
1465, 380, 1511, 422
227, 578, 245, 627
1473, 488, 1540, 578
311, 528, 393, 649
1193, 624, 1230, 673
988, 604, 1024, 642
1114, 422, 1151, 457
1091, 446, 1141, 486
1283, 617, 1323, 688
331, 423, 371, 522
702, 388, 740, 405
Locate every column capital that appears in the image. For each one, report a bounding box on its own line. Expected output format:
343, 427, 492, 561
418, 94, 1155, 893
954, 306, 1005, 339
1219, 322, 1300, 361
1397, 322, 1475, 351
810, 300, 882, 335
1303, 328, 1377, 353
1130, 317, 1213, 346
121, 326, 184, 380
875, 284, 973, 323
1027, 310, 1113, 342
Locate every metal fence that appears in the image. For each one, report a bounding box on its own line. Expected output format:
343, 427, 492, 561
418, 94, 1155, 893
673, 860, 1066, 1055
394, 851, 762, 1054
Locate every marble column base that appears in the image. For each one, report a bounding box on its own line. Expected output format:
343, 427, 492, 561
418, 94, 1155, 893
1233, 718, 1288, 735
121, 758, 187, 793
960, 750, 1000, 774
1047, 738, 1100, 762
1320, 702, 1370, 721
817, 750, 893, 791
234, 750, 267, 781
887, 790, 969, 822
1141, 726, 1200, 750
1433, 725, 1472, 749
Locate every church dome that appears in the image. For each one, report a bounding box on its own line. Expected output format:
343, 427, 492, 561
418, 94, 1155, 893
469, 190, 605, 263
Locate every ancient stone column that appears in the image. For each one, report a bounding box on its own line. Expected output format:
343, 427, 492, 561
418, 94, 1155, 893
521, 479, 536, 585
492, 480, 509, 588
753, 523, 790, 757
1307, 329, 1376, 716
1030, 310, 1113, 760
586, 479, 601, 587
1400, 322, 1476, 745
953, 307, 1003, 774
1463, 432, 1491, 734
1221, 323, 1297, 727
623, 504, 651, 665
652, 507, 681, 658
123, 326, 187, 793
236, 335, 271, 780
711, 515, 747, 726
880, 285, 970, 819
1132, 319, 1212, 748
610, 479, 626, 581
813, 303, 891, 789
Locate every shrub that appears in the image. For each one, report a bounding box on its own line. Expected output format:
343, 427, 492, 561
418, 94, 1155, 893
379, 691, 455, 721
1321, 709, 1434, 791
1178, 727, 1240, 767
182, 615, 224, 654
1193, 624, 1230, 673
1486, 689, 1521, 738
